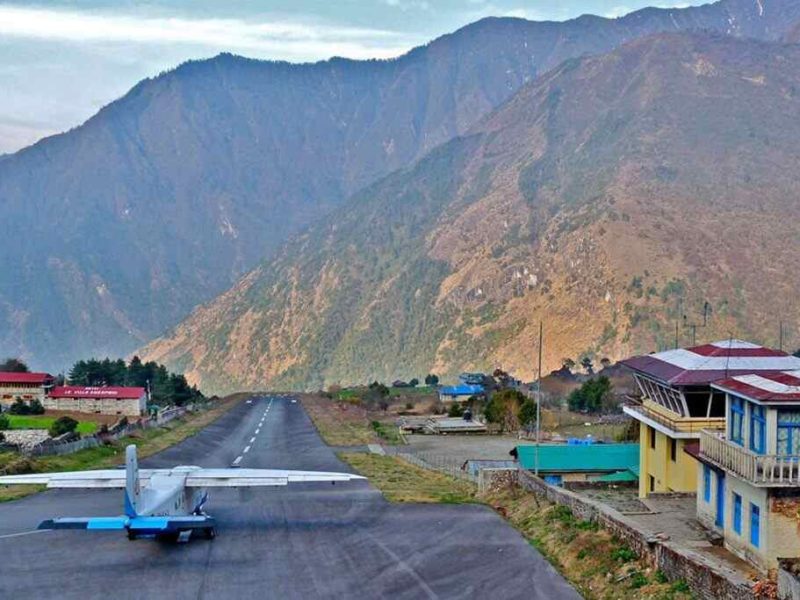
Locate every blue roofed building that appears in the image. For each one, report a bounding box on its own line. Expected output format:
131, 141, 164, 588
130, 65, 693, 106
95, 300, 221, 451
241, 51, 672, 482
438, 384, 485, 403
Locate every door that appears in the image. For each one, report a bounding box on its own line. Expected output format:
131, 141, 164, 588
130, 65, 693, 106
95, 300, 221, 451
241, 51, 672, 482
715, 471, 725, 528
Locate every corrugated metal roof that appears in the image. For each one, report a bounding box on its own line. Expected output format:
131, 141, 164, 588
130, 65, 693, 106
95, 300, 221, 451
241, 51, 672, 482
49, 386, 145, 400
595, 470, 638, 483
516, 443, 639, 473
439, 384, 484, 395
620, 339, 800, 386
0, 372, 53, 384
712, 370, 800, 403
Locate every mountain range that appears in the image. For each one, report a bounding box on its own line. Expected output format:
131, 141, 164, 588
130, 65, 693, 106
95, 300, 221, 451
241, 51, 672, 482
141, 30, 800, 393
2, 0, 799, 373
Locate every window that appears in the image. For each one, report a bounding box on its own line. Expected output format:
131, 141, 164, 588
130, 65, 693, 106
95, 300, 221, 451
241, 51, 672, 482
703, 466, 711, 503
778, 410, 800, 456
649, 475, 655, 493
649, 427, 656, 450
670, 438, 677, 462
730, 396, 745, 445
732, 493, 742, 535
750, 404, 766, 454
750, 503, 760, 548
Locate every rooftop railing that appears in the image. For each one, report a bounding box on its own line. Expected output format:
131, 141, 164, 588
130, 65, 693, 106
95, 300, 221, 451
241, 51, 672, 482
623, 399, 724, 435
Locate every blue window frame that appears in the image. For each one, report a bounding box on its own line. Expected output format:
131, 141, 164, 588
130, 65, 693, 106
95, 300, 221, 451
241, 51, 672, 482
750, 504, 760, 548
733, 493, 742, 535
703, 465, 711, 503
750, 404, 766, 454
778, 410, 800, 456
730, 396, 745, 446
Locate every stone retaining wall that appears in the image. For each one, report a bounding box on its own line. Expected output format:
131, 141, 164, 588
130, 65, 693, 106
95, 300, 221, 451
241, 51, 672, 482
515, 470, 755, 600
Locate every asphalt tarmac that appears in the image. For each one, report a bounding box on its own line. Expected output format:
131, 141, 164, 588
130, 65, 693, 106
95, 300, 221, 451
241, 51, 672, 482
0, 395, 581, 599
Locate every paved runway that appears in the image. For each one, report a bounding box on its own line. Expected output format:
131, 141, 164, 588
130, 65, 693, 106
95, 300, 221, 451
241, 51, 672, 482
0, 395, 580, 599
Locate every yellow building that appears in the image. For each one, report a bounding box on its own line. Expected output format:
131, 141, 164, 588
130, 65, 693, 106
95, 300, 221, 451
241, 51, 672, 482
622, 340, 800, 498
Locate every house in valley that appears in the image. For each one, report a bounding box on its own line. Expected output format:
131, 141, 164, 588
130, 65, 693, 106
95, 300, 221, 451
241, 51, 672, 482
0, 371, 54, 407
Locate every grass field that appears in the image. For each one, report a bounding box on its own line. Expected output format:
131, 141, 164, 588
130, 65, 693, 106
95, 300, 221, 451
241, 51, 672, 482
340, 453, 476, 503
0, 393, 248, 502
485, 487, 693, 600
6, 415, 97, 434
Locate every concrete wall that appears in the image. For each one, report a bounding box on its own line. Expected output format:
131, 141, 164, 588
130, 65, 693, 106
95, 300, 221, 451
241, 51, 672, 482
639, 424, 697, 497
778, 559, 800, 600
723, 475, 769, 571
695, 459, 800, 573
0, 383, 47, 405
518, 470, 755, 600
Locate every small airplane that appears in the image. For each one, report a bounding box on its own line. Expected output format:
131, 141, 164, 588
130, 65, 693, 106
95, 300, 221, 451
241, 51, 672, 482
0, 444, 365, 542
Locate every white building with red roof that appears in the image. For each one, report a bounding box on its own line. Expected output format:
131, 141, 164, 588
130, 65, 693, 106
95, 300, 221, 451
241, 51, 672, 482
0, 371, 54, 407
621, 340, 800, 498
691, 370, 800, 572
45, 386, 146, 417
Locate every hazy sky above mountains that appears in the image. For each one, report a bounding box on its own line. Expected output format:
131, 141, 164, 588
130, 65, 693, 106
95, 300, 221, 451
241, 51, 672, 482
0, 0, 704, 154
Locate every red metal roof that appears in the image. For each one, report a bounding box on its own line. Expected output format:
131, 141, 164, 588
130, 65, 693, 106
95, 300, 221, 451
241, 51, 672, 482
620, 340, 800, 386
49, 386, 146, 400
712, 371, 800, 403
0, 372, 53, 384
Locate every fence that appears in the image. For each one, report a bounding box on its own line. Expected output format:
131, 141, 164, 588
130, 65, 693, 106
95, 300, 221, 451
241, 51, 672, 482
23, 405, 195, 457
388, 448, 478, 483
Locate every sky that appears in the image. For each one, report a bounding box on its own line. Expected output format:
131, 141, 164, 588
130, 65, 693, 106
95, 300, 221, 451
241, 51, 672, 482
0, 0, 707, 154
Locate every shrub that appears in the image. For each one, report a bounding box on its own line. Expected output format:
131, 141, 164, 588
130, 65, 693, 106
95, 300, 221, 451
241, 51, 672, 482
654, 570, 668, 584
404, 401, 414, 410
448, 403, 465, 418
484, 389, 526, 431
611, 546, 637, 563
2, 456, 34, 474
671, 580, 690, 593
424, 374, 439, 386
0, 414, 9, 430
629, 571, 648, 589
49, 416, 79, 438
8, 399, 30, 415
28, 399, 44, 415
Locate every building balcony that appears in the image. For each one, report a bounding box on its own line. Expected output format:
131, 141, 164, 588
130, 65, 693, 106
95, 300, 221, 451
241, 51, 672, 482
623, 398, 724, 438
699, 429, 800, 487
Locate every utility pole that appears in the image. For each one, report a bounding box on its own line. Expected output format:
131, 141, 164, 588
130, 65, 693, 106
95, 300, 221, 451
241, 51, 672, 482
535, 321, 543, 477
780, 321, 784, 352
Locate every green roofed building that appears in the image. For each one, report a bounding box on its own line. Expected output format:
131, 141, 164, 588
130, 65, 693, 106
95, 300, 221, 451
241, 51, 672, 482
516, 443, 639, 486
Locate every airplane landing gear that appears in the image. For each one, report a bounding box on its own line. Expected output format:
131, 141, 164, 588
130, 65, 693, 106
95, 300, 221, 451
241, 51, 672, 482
204, 527, 217, 540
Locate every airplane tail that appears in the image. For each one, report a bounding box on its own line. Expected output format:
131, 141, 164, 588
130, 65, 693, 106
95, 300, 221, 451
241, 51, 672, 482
124, 444, 140, 518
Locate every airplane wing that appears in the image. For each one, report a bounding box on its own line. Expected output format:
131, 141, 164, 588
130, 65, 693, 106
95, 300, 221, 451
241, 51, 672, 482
0, 470, 154, 489
185, 468, 365, 487
38, 515, 214, 532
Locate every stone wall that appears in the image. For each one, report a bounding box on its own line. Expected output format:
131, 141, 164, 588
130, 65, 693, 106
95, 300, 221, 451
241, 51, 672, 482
778, 559, 800, 600
517, 470, 755, 600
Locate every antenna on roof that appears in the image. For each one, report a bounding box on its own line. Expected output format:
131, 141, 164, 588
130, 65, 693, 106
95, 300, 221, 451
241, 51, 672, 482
724, 334, 733, 378
779, 320, 785, 352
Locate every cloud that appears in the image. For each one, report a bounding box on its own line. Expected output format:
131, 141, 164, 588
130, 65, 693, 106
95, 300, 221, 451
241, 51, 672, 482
381, 0, 432, 11
0, 6, 415, 61
605, 6, 632, 18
